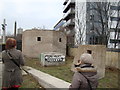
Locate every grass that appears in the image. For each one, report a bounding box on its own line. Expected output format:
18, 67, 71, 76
24, 56, 119, 88
25, 56, 74, 82
98, 68, 119, 88
21, 74, 44, 89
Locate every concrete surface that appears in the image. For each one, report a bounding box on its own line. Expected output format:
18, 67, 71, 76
71, 45, 106, 79
106, 51, 120, 69
23, 66, 70, 90
22, 29, 66, 58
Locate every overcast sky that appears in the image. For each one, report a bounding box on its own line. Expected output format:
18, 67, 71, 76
0, 0, 64, 35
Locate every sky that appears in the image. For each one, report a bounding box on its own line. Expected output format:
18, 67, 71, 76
0, 0, 64, 35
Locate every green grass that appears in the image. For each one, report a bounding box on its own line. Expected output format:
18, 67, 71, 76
24, 56, 119, 88
98, 68, 119, 88
25, 56, 74, 82
21, 74, 43, 88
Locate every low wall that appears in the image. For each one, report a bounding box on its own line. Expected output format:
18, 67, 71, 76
106, 51, 120, 69
69, 47, 120, 70
24, 66, 70, 89
71, 45, 106, 79
68, 48, 78, 57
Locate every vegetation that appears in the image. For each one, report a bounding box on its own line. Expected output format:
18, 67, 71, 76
25, 56, 74, 82
21, 75, 43, 88
24, 56, 119, 88
98, 68, 119, 88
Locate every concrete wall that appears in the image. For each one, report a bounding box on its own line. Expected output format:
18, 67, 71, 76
24, 66, 71, 89
106, 51, 120, 69
71, 45, 106, 79
22, 29, 66, 58
53, 31, 66, 55
68, 47, 78, 57
69, 47, 120, 70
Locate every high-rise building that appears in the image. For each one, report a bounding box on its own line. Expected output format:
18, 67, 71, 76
108, 1, 120, 49
63, 0, 75, 47
53, 19, 66, 31
62, 0, 104, 47
54, 0, 120, 48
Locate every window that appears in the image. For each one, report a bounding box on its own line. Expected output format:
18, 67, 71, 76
110, 17, 120, 21
90, 15, 94, 20
37, 37, 41, 41
59, 38, 62, 42
95, 37, 98, 44
89, 37, 92, 44
87, 50, 92, 54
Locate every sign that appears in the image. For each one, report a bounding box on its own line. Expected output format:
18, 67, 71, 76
40, 52, 65, 66
45, 55, 65, 62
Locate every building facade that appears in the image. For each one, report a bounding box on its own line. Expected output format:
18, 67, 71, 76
61, 0, 120, 48
53, 19, 66, 31
108, 1, 120, 49
22, 29, 66, 58
63, 0, 75, 47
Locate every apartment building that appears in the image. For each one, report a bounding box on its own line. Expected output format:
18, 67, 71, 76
62, 0, 102, 47
63, 0, 75, 47
54, 0, 120, 48
53, 19, 65, 31
108, 2, 120, 49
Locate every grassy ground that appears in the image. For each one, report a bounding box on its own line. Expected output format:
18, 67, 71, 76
21, 75, 41, 88
24, 56, 119, 88
25, 56, 74, 82
98, 68, 119, 88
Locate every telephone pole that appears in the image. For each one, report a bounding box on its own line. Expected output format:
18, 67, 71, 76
14, 21, 17, 38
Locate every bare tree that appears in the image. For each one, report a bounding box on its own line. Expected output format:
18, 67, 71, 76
75, 1, 112, 46
75, 1, 86, 46
88, 1, 120, 48
87, 1, 110, 45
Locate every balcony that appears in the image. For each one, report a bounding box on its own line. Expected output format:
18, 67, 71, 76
110, 17, 120, 21
110, 39, 120, 43
63, 8, 75, 21
63, 0, 69, 5
53, 19, 66, 30
63, 0, 75, 13
63, 18, 75, 27
110, 6, 120, 10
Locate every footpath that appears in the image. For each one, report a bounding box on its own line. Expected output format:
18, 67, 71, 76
23, 66, 71, 90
